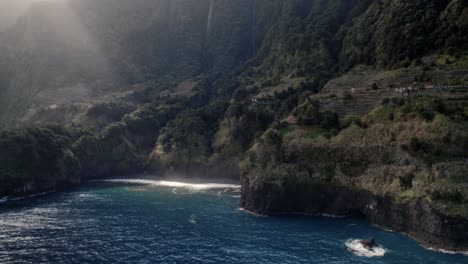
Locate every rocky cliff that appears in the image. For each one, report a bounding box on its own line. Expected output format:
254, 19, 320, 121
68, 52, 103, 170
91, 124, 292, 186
241, 179, 468, 251
0, 126, 82, 198
240, 96, 468, 252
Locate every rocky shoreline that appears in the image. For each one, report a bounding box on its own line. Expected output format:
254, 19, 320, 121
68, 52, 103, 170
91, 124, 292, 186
240, 176, 468, 253
2, 171, 467, 254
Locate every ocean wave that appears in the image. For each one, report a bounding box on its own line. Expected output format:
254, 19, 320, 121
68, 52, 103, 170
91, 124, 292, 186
238, 208, 266, 217
188, 214, 197, 224
97, 179, 241, 191
345, 239, 386, 258
426, 246, 468, 256
12, 191, 54, 201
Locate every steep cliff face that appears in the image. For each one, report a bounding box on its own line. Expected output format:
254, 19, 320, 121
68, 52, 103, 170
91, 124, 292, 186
340, 0, 468, 68
240, 96, 468, 251
0, 126, 82, 197
240, 179, 468, 251
0, 0, 279, 130
2, 0, 467, 130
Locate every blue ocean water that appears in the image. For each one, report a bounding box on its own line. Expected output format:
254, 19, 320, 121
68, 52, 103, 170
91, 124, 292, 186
0, 180, 467, 264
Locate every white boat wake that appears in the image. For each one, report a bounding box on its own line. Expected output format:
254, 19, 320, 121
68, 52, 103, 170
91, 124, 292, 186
345, 239, 386, 257
97, 179, 241, 191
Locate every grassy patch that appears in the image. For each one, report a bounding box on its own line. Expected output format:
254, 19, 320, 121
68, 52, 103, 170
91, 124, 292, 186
397, 190, 416, 204
280, 125, 299, 136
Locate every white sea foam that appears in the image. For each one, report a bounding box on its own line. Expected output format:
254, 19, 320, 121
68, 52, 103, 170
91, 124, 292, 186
9, 191, 55, 201
98, 179, 241, 191
188, 214, 197, 224
238, 208, 266, 217
426, 246, 468, 256
345, 239, 386, 258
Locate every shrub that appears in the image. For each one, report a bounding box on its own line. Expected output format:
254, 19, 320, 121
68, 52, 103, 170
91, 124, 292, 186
399, 174, 414, 190
320, 111, 339, 130
341, 115, 362, 129
431, 190, 464, 203
343, 91, 353, 101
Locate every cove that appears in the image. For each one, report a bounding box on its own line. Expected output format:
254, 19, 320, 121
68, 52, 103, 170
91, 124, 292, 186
0, 179, 466, 264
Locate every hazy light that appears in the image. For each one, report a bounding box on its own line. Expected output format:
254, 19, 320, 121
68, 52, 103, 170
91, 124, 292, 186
0, 0, 117, 126
97, 179, 241, 191
0, 0, 67, 31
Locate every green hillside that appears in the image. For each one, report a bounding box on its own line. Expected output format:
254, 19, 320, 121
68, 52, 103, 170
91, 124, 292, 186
0, 1, 467, 250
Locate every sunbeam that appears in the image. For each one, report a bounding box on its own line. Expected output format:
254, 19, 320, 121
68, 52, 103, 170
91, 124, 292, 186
0, 0, 119, 128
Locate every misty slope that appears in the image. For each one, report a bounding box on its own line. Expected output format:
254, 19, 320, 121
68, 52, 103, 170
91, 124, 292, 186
1, 0, 467, 130
0, 0, 37, 31
0, 0, 279, 129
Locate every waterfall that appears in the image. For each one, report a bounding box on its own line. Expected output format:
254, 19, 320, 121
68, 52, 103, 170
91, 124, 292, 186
251, 0, 256, 56
206, 0, 214, 40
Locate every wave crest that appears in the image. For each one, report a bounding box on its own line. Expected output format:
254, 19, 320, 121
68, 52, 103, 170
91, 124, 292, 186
97, 179, 241, 191
345, 239, 386, 258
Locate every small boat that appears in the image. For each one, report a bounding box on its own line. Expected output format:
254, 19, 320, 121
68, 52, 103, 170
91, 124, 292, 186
0, 196, 8, 203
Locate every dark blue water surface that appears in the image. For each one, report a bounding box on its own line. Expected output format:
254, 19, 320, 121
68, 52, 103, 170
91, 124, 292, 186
0, 180, 467, 264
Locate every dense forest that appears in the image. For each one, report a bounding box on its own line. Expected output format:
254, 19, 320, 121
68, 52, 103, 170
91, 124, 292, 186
1, 0, 467, 129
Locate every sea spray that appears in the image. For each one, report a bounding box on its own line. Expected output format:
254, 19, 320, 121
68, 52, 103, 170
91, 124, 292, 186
96, 179, 240, 191
345, 239, 386, 257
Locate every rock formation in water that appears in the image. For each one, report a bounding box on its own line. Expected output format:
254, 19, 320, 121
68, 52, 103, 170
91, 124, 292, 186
359, 238, 375, 250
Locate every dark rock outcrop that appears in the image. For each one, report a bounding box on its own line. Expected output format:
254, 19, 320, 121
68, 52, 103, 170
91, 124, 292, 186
240, 176, 468, 252
359, 238, 376, 249
0, 127, 82, 198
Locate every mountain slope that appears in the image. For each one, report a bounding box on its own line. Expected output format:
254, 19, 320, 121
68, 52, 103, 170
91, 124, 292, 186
1, 0, 467, 130
0, 0, 467, 252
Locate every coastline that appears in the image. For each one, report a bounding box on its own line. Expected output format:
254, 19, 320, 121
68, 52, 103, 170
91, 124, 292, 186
240, 207, 468, 256
240, 175, 468, 254
2, 178, 467, 256
0, 190, 56, 203
371, 222, 468, 256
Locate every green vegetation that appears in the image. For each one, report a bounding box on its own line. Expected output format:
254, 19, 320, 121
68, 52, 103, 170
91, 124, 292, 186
369, 95, 468, 124
0, 126, 82, 196
242, 95, 468, 217
151, 102, 228, 170
292, 98, 340, 136
0, 0, 466, 222
2, 0, 467, 129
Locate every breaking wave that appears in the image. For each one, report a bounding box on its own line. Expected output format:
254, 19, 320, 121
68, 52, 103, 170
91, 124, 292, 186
97, 179, 241, 191
345, 239, 386, 258
426, 246, 468, 256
